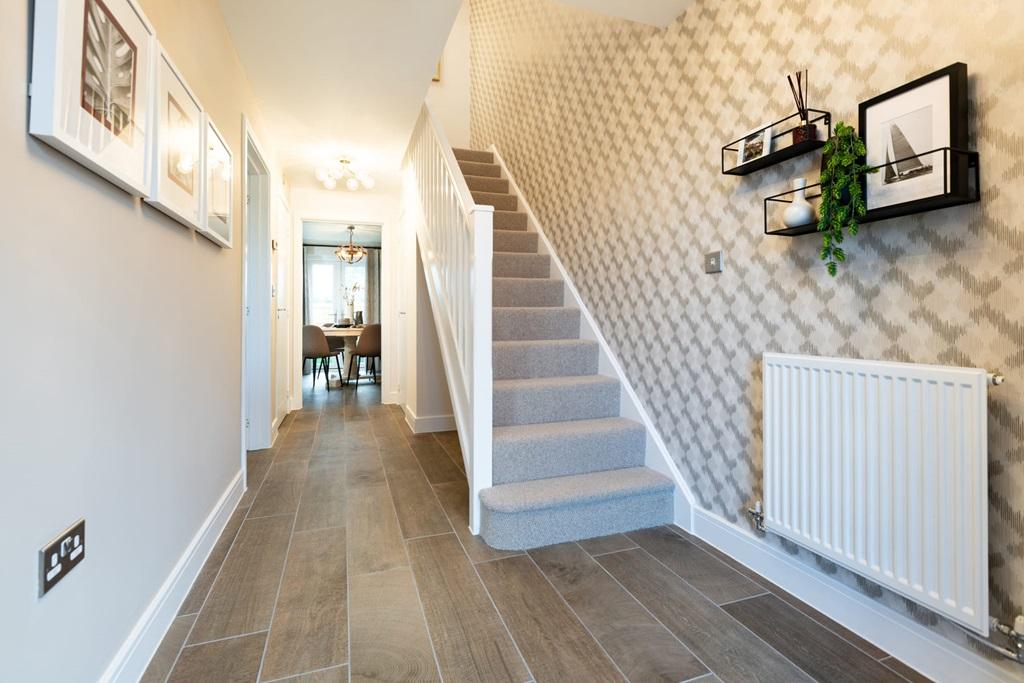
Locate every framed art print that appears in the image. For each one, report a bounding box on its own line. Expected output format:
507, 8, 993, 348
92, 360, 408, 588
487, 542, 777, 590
146, 46, 204, 229
859, 63, 968, 211
29, 0, 156, 196
200, 116, 233, 248
736, 125, 773, 166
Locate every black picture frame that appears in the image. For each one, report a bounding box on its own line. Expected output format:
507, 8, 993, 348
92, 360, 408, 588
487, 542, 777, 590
858, 63, 969, 214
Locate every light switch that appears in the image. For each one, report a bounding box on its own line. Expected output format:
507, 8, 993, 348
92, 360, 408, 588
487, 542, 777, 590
704, 251, 723, 274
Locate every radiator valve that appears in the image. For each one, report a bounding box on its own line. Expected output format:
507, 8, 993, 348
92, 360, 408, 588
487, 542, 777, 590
995, 615, 1024, 662
747, 501, 766, 533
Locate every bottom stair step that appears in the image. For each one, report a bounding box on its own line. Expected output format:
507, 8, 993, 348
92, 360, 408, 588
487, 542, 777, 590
479, 467, 673, 550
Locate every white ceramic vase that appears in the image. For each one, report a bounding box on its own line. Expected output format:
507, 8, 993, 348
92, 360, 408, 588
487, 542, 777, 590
783, 177, 815, 228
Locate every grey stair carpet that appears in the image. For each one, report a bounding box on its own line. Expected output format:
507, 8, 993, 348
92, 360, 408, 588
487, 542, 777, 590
493, 277, 564, 307
479, 468, 674, 550
493, 339, 598, 379
493, 230, 537, 253
492, 417, 645, 484
493, 307, 581, 341
493, 210, 527, 230
493, 252, 551, 278
471, 190, 518, 211
451, 147, 674, 550
493, 375, 621, 426
465, 175, 509, 194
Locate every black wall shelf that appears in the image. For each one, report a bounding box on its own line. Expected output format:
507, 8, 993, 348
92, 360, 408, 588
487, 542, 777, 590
722, 110, 831, 176
764, 147, 980, 237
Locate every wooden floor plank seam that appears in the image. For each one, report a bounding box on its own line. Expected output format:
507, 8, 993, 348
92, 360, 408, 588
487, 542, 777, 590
442, 520, 536, 682
576, 545, 717, 680
716, 591, 773, 608
255, 454, 308, 682
628, 545, 829, 681
523, 552, 630, 681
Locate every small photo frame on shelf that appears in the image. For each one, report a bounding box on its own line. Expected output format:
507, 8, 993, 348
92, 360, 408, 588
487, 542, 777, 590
146, 45, 204, 229
29, 0, 157, 196
859, 63, 968, 211
736, 125, 773, 166
199, 116, 233, 248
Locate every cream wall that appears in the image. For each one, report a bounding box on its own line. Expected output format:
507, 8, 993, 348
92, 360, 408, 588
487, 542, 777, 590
427, 0, 471, 148
470, 0, 1024, 669
0, 1, 277, 680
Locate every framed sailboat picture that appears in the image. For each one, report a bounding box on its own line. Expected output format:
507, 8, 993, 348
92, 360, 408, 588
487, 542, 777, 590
859, 63, 968, 211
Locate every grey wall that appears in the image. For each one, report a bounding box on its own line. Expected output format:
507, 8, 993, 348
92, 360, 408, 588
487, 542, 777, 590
0, 1, 276, 679
469, 0, 1024, 662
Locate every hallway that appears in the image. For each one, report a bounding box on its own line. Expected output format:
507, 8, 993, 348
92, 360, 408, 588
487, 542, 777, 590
139, 379, 929, 682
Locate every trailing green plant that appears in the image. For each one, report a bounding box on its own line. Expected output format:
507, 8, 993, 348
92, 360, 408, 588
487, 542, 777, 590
817, 121, 877, 276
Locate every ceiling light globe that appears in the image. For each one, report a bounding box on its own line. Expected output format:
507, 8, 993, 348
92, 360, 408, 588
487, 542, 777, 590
346, 177, 360, 191
315, 168, 328, 182
323, 177, 337, 190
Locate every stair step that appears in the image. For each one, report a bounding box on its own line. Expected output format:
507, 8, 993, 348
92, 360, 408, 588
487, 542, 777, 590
458, 160, 501, 178
479, 467, 674, 549
494, 211, 527, 231
453, 148, 494, 163
472, 191, 517, 211
493, 307, 581, 341
493, 417, 645, 484
493, 277, 563, 307
494, 252, 550, 279
493, 230, 537, 253
465, 175, 509, 193
493, 339, 598, 380
493, 375, 620, 427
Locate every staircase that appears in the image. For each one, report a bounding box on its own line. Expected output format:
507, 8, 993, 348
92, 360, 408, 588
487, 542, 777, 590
454, 147, 674, 550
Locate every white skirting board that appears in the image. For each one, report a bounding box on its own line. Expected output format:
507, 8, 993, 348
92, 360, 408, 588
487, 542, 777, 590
403, 405, 456, 434
692, 508, 1019, 683
98, 471, 245, 683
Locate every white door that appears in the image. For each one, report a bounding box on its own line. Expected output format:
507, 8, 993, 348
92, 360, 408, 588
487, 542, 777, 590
244, 140, 272, 451
273, 193, 292, 424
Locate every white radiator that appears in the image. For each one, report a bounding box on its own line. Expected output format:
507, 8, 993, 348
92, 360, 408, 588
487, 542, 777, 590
762, 353, 990, 634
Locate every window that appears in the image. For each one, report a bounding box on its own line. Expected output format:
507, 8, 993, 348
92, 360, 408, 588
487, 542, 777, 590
303, 246, 373, 325
309, 262, 337, 324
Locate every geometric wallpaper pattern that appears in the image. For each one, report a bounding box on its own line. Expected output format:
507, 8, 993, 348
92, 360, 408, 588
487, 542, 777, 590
469, 0, 1024, 660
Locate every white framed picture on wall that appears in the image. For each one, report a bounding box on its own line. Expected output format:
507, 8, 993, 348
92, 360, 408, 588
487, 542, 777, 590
29, 0, 157, 196
146, 46, 203, 229
199, 116, 233, 248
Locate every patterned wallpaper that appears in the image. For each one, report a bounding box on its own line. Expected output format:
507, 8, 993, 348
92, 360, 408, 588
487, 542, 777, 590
469, 0, 1024, 659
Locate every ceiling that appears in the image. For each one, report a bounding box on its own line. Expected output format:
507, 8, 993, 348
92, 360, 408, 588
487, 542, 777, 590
554, 0, 695, 27
218, 0, 462, 192
303, 222, 382, 248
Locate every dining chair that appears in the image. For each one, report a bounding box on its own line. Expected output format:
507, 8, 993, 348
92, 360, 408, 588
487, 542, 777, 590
303, 325, 343, 390
347, 324, 381, 385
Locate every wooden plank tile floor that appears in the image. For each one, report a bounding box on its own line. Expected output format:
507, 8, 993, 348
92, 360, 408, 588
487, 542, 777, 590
144, 376, 932, 683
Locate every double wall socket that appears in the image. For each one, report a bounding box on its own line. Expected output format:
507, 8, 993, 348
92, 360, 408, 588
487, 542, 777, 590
39, 519, 85, 596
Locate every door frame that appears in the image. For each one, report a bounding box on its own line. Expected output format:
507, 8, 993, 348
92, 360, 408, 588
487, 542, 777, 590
294, 216, 396, 407
240, 116, 273, 470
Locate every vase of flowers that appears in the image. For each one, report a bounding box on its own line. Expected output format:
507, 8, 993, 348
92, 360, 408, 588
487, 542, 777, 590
344, 283, 362, 323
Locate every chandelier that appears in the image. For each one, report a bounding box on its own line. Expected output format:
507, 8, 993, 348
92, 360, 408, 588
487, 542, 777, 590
335, 225, 367, 264
315, 157, 375, 191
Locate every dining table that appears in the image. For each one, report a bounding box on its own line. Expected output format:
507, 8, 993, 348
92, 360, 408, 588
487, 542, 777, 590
321, 326, 365, 338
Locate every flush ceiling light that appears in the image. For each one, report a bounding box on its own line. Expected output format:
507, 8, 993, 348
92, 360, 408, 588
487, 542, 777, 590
317, 157, 374, 191
335, 225, 367, 264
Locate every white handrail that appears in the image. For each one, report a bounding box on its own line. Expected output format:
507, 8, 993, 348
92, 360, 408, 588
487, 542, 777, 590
403, 103, 493, 533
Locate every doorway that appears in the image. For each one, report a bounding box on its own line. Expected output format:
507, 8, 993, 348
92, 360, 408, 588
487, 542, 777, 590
242, 121, 273, 454
299, 220, 385, 390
